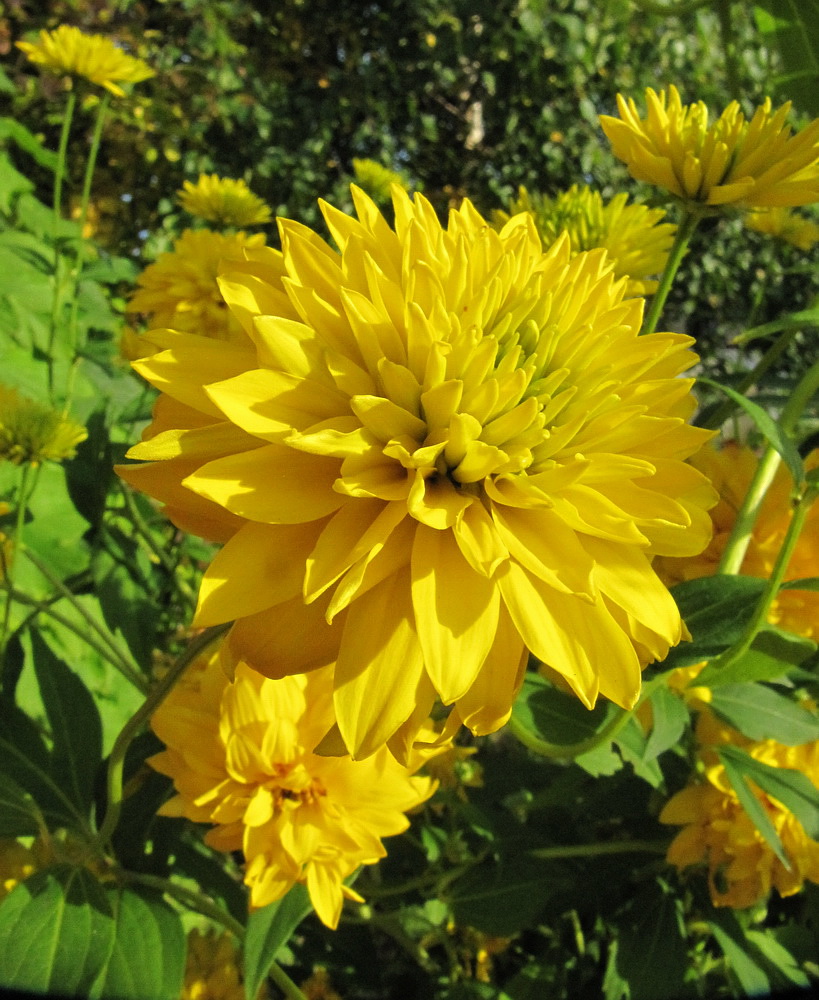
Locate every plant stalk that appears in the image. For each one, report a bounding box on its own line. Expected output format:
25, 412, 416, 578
642, 211, 698, 336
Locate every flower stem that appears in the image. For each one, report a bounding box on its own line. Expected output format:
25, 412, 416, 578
528, 838, 669, 860
95, 623, 231, 850
0, 463, 33, 669
266, 961, 310, 1000
642, 211, 698, 336
48, 89, 77, 402
120, 870, 245, 939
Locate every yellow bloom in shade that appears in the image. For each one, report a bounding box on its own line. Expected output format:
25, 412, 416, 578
178, 175, 273, 228
149, 644, 435, 928
657, 445, 819, 639
128, 229, 267, 345
745, 206, 819, 250
0, 385, 87, 465
493, 185, 676, 296
16, 25, 154, 97
0, 839, 37, 901
351, 159, 411, 203
182, 928, 258, 1000
661, 709, 819, 908
600, 85, 819, 209
122, 186, 716, 759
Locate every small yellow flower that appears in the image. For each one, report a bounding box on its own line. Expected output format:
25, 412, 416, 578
182, 928, 258, 1000
300, 968, 343, 1000
0, 839, 37, 901
745, 206, 819, 250
0, 386, 87, 466
493, 185, 676, 295
127, 229, 267, 344
177, 175, 272, 228
16, 24, 154, 97
600, 85, 819, 210
657, 444, 819, 639
150, 644, 436, 929
661, 709, 819, 908
351, 159, 411, 203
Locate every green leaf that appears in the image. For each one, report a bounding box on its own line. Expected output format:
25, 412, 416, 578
244, 884, 312, 1000
643, 684, 689, 761
0, 771, 44, 836
0, 117, 58, 171
707, 908, 772, 996
719, 745, 819, 840
697, 377, 803, 486
781, 576, 819, 592
753, 0, 819, 114
0, 865, 115, 997
666, 576, 767, 667
718, 748, 789, 868
745, 930, 810, 989
696, 627, 816, 687
614, 717, 664, 788
90, 886, 186, 1000
708, 683, 819, 745
30, 631, 103, 817
512, 673, 617, 745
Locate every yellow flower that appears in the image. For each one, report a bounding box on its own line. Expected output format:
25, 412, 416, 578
150, 644, 435, 928
181, 928, 256, 1000
127, 229, 267, 345
745, 206, 819, 250
493, 185, 676, 296
16, 24, 154, 97
660, 709, 819, 907
0, 386, 87, 466
0, 839, 37, 901
178, 175, 272, 228
600, 85, 819, 209
300, 969, 343, 1000
122, 186, 716, 759
351, 159, 411, 203
657, 444, 819, 639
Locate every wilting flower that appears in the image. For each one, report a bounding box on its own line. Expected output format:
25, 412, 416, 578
127, 229, 266, 344
600, 85, 819, 209
150, 644, 435, 928
181, 928, 257, 1000
0, 839, 37, 901
178, 175, 272, 228
0, 386, 87, 466
745, 206, 819, 250
122, 186, 715, 759
16, 24, 154, 97
657, 444, 819, 639
352, 159, 411, 203
661, 708, 819, 907
493, 185, 676, 296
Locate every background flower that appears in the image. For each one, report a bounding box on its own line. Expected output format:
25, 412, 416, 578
150, 644, 436, 928
745, 207, 819, 250
0, 385, 87, 466
177, 174, 272, 227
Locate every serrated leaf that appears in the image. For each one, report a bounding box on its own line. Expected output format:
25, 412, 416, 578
244, 884, 312, 1000
719, 745, 819, 840
643, 684, 689, 761
718, 748, 789, 867
0, 865, 115, 997
0, 772, 44, 836
30, 631, 103, 817
708, 683, 819, 745
697, 377, 803, 485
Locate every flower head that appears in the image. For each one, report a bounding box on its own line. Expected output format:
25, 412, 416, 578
0, 386, 87, 466
127, 229, 267, 344
16, 25, 154, 97
122, 187, 716, 759
178, 175, 272, 228
352, 159, 411, 203
493, 185, 676, 296
150, 644, 435, 928
182, 928, 256, 1000
600, 85, 819, 209
745, 206, 819, 250
657, 444, 819, 638
661, 708, 819, 907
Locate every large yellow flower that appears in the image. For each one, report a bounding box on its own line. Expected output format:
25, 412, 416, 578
150, 645, 435, 928
600, 86, 819, 209
0, 385, 87, 466
16, 25, 154, 97
661, 709, 819, 908
657, 444, 819, 639
128, 229, 267, 345
178, 175, 272, 228
493, 185, 676, 296
122, 187, 715, 759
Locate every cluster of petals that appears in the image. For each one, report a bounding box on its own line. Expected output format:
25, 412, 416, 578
127, 229, 266, 346
181, 929, 248, 1000
600, 85, 819, 209
150, 645, 435, 928
661, 708, 819, 908
177, 174, 273, 228
657, 444, 819, 639
745, 206, 819, 250
122, 185, 716, 760
494, 184, 676, 296
0, 384, 87, 466
16, 24, 154, 97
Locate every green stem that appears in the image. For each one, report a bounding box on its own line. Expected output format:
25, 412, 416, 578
528, 838, 670, 861
0, 463, 34, 669
95, 623, 231, 849
716, 0, 741, 101
48, 90, 77, 402
120, 870, 245, 939
780, 358, 819, 436
718, 444, 781, 574
266, 961, 310, 1000
642, 212, 698, 336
